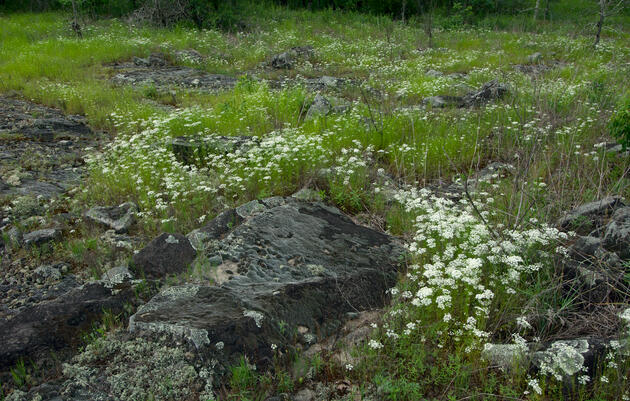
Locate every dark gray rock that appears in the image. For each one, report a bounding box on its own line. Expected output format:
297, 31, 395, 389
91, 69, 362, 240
187, 208, 244, 250
603, 207, 630, 259
270, 46, 314, 69
23, 228, 61, 247
129, 198, 403, 368
85, 202, 137, 233
170, 135, 257, 165
0, 96, 97, 200
111, 60, 238, 92
305, 94, 332, 121
0, 278, 133, 368
131, 233, 197, 279
557, 196, 625, 234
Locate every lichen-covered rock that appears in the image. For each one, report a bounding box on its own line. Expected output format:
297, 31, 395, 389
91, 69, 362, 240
85, 202, 137, 233
101, 266, 133, 289
130, 197, 403, 368
60, 335, 211, 401
131, 232, 197, 279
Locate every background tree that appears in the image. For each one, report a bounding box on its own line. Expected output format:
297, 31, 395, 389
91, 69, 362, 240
594, 0, 628, 46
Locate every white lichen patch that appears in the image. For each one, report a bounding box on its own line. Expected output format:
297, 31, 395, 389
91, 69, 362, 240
243, 309, 265, 328
165, 234, 180, 244
533, 340, 590, 380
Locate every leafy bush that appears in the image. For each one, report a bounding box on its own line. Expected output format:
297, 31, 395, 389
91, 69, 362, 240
610, 95, 630, 150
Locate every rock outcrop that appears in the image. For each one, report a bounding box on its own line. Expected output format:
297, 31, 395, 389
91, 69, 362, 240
129, 197, 404, 367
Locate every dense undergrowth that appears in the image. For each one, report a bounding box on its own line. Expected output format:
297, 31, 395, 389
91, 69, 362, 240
1, 1, 630, 400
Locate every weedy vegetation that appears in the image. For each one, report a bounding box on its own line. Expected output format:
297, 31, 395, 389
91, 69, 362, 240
1, 0, 630, 399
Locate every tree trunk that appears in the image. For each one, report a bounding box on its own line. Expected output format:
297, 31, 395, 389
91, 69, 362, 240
402, 0, 407, 24
70, 0, 82, 38
544, 0, 551, 20
534, 0, 541, 20
594, 0, 606, 47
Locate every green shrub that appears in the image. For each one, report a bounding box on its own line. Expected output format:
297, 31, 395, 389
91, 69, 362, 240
610, 95, 630, 150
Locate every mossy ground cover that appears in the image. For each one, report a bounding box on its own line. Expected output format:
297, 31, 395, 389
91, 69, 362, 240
1, 2, 630, 400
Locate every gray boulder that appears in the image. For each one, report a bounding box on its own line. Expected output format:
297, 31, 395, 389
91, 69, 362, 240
305, 94, 332, 121
23, 228, 61, 247
557, 196, 625, 234
569, 236, 603, 262
85, 202, 137, 233
129, 198, 403, 367
131, 233, 197, 279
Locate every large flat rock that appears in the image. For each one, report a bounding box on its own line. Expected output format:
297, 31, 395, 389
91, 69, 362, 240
129, 197, 404, 366
0, 96, 97, 199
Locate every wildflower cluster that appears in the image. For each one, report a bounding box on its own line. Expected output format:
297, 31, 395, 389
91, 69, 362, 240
377, 187, 567, 353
